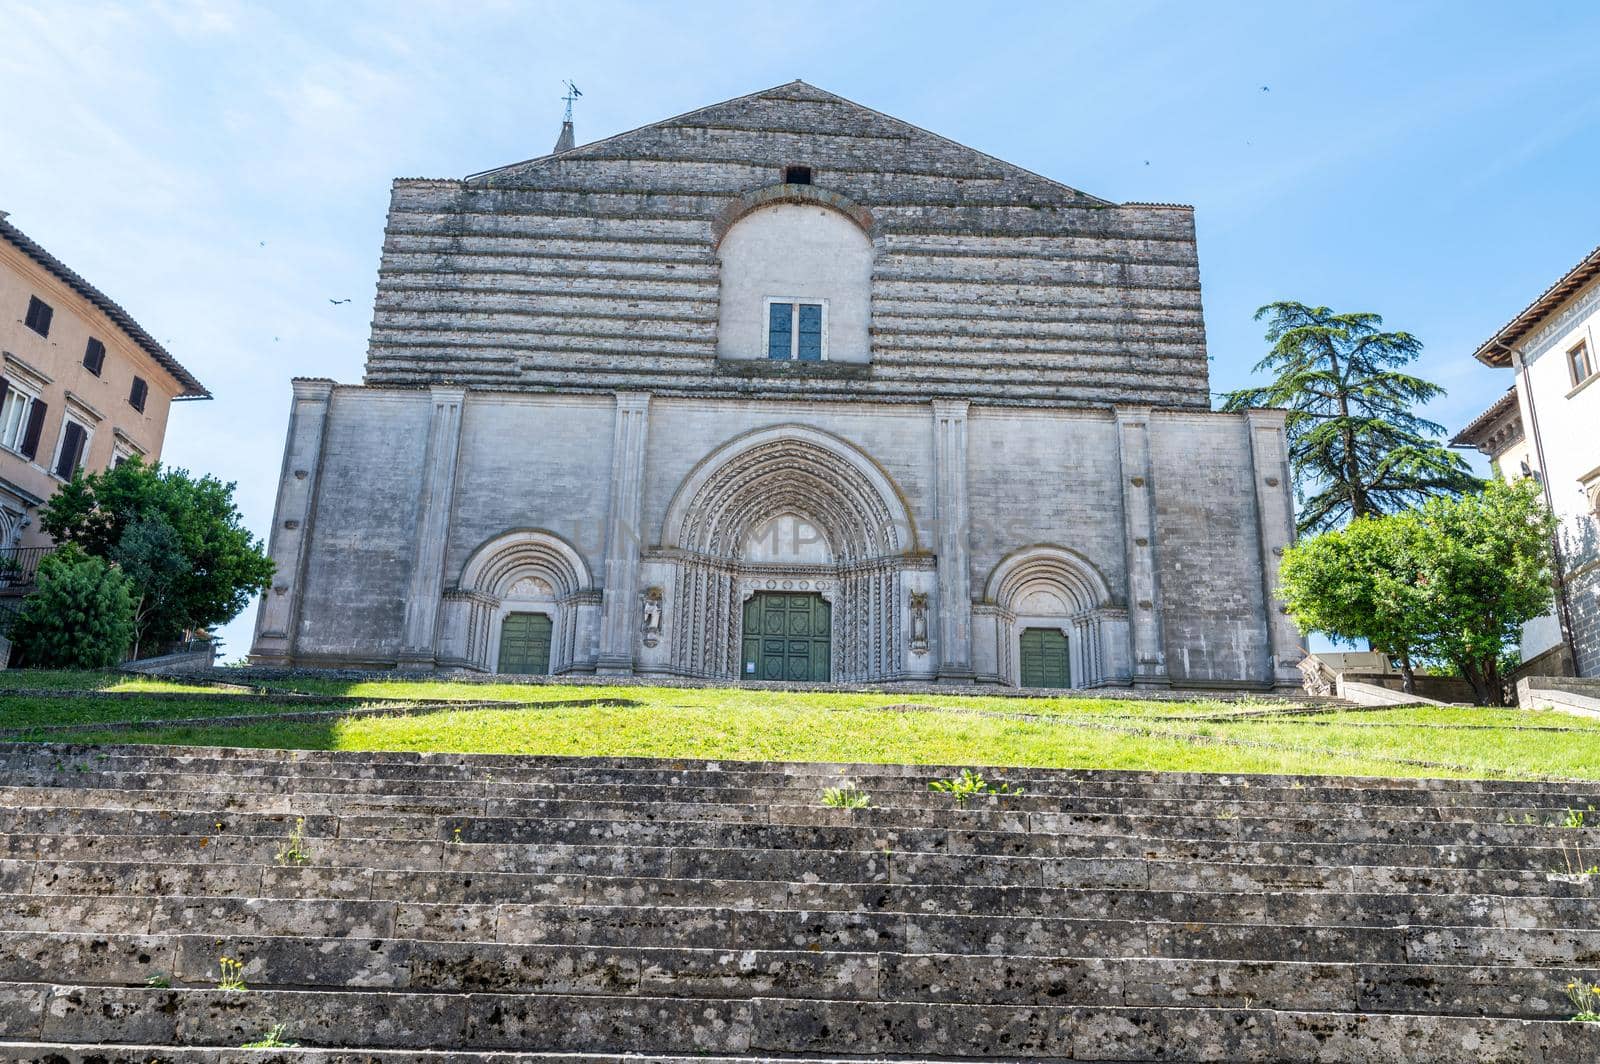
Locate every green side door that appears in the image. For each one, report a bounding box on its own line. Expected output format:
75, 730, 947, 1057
497, 612, 553, 675
741, 592, 831, 682
1019, 627, 1070, 688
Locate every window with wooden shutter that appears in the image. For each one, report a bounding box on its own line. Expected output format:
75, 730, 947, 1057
129, 376, 148, 412
83, 338, 106, 376
53, 420, 87, 479
23, 296, 53, 337
0, 380, 33, 454
18, 400, 46, 459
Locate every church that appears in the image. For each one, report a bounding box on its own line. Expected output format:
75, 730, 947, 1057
251, 81, 1303, 690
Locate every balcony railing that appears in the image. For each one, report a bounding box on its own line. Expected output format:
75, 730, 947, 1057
0, 546, 53, 590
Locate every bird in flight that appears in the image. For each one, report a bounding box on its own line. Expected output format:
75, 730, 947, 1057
329, 298, 351, 305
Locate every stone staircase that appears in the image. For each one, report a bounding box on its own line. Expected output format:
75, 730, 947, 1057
0, 742, 1598, 1062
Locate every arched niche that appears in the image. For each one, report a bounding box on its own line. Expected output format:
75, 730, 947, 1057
714, 191, 874, 364
436, 528, 601, 674
978, 545, 1129, 688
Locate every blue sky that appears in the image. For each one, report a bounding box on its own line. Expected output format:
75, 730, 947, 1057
3, 0, 1598, 658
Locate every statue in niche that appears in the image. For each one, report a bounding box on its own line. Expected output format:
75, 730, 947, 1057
909, 591, 929, 655
641, 586, 664, 647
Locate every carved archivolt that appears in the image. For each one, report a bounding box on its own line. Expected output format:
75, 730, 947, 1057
983, 545, 1123, 688
659, 425, 916, 682
446, 529, 597, 674
458, 528, 592, 599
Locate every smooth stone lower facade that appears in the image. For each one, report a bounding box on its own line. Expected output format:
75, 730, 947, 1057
252, 383, 1302, 689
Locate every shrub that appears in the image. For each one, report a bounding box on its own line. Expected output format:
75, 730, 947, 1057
7, 546, 134, 668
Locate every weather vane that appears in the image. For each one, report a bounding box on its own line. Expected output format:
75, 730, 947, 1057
562, 80, 582, 123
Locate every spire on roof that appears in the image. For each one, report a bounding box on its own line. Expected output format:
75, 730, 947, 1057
553, 80, 581, 153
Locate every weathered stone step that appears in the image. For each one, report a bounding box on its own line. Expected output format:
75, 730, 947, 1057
6, 779, 1589, 828
1, 931, 1592, 1020
7, 795, 1592, 849
8, 894, 1599, 966
8, 813, 1585, 874
2, 983, 1595, 1060
0, 1048, 1060, 1064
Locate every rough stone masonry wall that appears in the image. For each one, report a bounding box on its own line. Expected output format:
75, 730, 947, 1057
363, 82, 1209, 408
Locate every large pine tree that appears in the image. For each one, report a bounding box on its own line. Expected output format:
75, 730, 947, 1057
1221, 301, 1481, 535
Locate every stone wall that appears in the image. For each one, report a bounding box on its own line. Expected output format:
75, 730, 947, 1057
363, 82, 1209, 409
254, 385, 1299, 689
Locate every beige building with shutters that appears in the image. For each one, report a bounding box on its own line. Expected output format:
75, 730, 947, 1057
0, 211, 209, 566
252, 82, 1304, 690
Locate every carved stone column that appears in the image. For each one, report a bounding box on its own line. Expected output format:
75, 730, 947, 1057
251, 378, 335, 664
1244, 409, 1306, 687
1114, 406, 1168, 686
597, 392, 651, 674
932, 399, 974, 681
398, 385, 467, 668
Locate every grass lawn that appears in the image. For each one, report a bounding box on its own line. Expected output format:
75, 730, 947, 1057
1, 670, 1597, 781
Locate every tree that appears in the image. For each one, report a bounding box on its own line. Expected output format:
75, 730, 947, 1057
1278, 479, 1557, 704
1222, 302, 1482, 535
1409, 478, 1558, 705
39, 458, 273, 655
7, 545, 135, 669
1278, 514, 1430, 693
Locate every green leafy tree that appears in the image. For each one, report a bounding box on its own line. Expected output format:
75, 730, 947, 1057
1278, 479, 1556, 704
1408, 478, 1558, 705
1279, 514, 1430, 693
1222, 302, 1482, 535
7, 545, 135, 668
39, 458, 273, 655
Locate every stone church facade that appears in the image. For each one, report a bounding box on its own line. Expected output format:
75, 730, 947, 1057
251, 82, 1303, 689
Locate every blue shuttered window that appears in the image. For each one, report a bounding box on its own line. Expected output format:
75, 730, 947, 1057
767, 302, 792, 360
765, 301, 824, 360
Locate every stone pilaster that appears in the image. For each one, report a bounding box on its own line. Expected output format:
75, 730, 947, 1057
397, 385, 467, 668
1244, 409, 1307, 687
251, 378, 335, 664
1114, 406, 1168, 686
597, 392, 652, 674
932, 399, 974, 680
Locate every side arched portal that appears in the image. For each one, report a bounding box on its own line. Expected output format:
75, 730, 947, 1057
437, 529, 600, 674
979, 546, 1129, 688
656, 425, 921, 682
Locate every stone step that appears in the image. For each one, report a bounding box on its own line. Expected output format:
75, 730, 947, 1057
4, 800, 1590, 851
6, 814, 1586, 875
7, 744, 1600, 803
1, 931, 1593, 1020
14, 848, 1596, 905
0, 1048, 1057, 1064
7, 894, 1600, 966
17, 861, 1595, 927
6, 780, 1591, 829
2, 983, 1595, 1061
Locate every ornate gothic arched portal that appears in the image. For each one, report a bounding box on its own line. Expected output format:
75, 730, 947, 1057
436, 529, 601, 674
978, 545, 1129, 688
655, 425, 922, 682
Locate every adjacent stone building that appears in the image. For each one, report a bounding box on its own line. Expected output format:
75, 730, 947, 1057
1453, 243, 1600, 678
251, 82, 1302, 689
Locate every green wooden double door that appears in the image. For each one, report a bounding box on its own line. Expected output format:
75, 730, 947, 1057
497, 612, 553, 675
1019, 627, 1071, 688
742, 592, 831, 682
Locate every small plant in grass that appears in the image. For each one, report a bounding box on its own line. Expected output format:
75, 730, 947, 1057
821, 782, 871, 809
1567, 979, 1600, 1022
144, 972, 170, 989
1563, 806, 1595, 830
928, 768, 1025, 806
274, 818, 309, 866
217, 956, 247, 992
450, 825, 464, 845
241, 1023, 298, 1048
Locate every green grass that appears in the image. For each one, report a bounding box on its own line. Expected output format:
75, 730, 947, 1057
8, 672, 1597, 781
0, 669, 225, 694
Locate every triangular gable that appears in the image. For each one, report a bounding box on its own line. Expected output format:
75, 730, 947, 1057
467, 80, 1111, 206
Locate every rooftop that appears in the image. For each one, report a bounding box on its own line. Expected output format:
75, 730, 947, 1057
1470, 243, 1600, 368
0, 212, 209, 399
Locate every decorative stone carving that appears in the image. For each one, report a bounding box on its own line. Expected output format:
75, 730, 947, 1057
909, 591, 929, 655
641, 586, 663, 647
